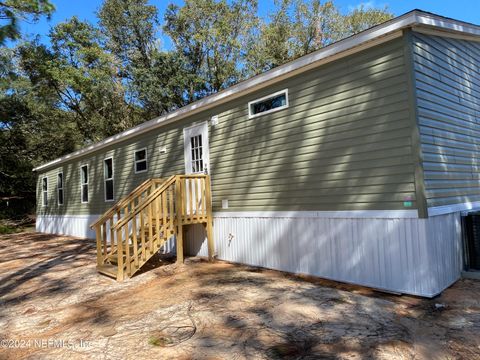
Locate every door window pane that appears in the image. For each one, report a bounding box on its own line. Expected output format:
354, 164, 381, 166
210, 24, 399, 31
190, 135, 203, 173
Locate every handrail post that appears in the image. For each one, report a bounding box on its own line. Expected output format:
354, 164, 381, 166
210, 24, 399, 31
205, 175, 215, 262
124, 225, 131, 276
102, 224, 107, 258
109, 217, 115, 256
95, 225, 103, 267
175, 176, 184, 264
116, 227, 124, 281
147, 203, 154, 255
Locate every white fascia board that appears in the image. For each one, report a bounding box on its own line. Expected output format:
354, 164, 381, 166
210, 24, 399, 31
33, 10, 480, 172
213, 210, 419, 219
414, 12, 480, 37
412, 26, 480, 42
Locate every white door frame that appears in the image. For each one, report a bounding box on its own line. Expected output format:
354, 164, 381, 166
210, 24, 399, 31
183, 121, 210, 175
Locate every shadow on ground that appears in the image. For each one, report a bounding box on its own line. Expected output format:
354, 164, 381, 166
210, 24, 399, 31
1, 232, 479, 359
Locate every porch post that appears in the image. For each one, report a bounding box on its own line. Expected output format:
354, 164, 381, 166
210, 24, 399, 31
205, 175, 214, 261
175, 176, 184, 263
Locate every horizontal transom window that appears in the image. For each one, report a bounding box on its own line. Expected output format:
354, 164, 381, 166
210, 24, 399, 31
248, 89, 288, 119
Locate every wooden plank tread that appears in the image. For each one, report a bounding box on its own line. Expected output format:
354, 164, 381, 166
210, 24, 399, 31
97, 264, 117, 278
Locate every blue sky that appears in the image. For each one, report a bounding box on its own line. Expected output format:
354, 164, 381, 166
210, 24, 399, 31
17, 0, 480, 49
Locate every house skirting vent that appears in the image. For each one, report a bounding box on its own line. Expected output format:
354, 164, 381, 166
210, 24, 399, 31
462, 213, 480, 271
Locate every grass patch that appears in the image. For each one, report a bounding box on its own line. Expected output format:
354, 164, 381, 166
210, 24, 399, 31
148, 335, 173, 347
0, 216, 36, 235
0, 223, 20, 234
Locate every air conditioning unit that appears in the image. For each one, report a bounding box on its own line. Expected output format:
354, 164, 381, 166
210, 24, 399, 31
462, 212, 480, 271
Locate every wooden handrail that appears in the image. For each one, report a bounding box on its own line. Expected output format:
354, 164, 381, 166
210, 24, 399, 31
112, 175, 177, 230
177, 174, 208, 178
90, 178, 163, 228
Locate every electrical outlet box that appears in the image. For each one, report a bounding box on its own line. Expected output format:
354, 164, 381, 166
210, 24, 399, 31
211, 115, 219, 126
222, 199, 229, 209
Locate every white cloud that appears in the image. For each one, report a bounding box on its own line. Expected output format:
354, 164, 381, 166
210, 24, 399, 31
348, 1, 387, 12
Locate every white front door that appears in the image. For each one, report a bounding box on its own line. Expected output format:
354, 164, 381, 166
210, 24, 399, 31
183, 122, 210, 216
183, 122, 210, 175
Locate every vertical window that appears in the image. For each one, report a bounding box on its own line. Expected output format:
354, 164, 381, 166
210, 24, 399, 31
104, 157, 114, 201
134, 148, 147, 173
80, 165, 89, 203
42, 177, 48, 206
57, 172, 64, 205
190, 135, 204, 173
248, 89, 289, 118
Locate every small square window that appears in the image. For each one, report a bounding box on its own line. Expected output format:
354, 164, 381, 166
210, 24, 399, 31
134, 149, 148, 173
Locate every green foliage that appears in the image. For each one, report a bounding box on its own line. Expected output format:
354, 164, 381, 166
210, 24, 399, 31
48, 17, 140, 141
98, 0, 188, 117
0, 223, 17, 234
0, 0, 55, 44
98, 0, 158, 67
343, 5, 394, 35
0, 0, 394, 213
244, 0, 393, 76
164, 0, 258, 100
0, 46, 76, 197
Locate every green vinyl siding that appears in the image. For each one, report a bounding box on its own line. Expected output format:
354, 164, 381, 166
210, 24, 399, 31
413, 32, 480, 208
37, 35, 417, 215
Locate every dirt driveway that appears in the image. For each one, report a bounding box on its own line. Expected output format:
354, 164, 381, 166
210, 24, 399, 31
0, 232, 479, 359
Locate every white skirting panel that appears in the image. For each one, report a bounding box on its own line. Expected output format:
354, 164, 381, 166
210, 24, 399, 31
185, 212, 463, 297
36, 214, 99, 239
36, 212, 463, 297
36, 214, 177, 253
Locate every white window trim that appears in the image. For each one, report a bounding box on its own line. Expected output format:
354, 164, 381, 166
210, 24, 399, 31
248, 89, 289, 119
57, 172, 64, 206
104, 156, 115, 202
134, 148, 148, 174
42, 176, 48, 207
80, 164, 89, 204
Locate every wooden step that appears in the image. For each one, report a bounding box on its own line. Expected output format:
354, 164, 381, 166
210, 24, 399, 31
97, 264, 118, 279
102, 224, 170, 277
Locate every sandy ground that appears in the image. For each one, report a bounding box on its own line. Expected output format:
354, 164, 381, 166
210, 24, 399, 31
0, 232, 480, 359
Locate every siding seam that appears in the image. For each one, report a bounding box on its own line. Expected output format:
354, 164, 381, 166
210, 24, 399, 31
404, 29, 429, 218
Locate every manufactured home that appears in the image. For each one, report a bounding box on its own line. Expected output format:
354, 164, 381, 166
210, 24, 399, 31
34, 10, 480, 297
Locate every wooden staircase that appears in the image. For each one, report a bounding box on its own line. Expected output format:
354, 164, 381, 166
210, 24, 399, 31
90, 175, 214, 280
